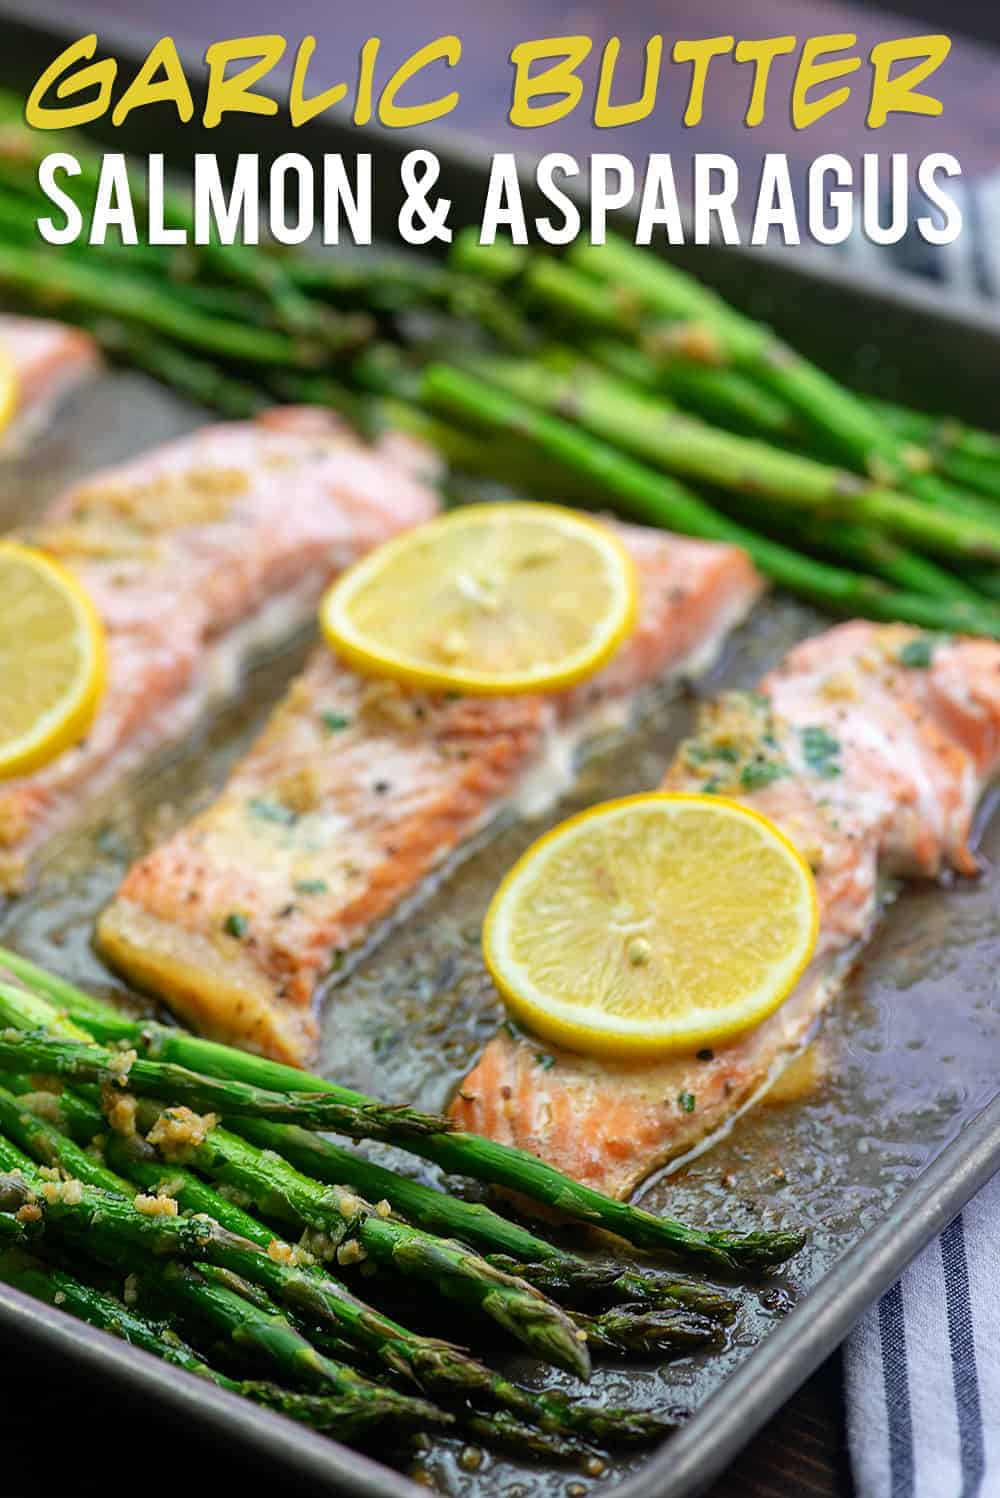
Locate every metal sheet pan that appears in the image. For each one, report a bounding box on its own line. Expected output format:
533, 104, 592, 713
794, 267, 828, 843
0, 9, 998, 1495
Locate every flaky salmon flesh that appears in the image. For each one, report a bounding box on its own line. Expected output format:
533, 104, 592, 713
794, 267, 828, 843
0, 408, 439, 893
452, 623, 1000, 1197
0, 315, 100, 451
96, 526, 764, 1065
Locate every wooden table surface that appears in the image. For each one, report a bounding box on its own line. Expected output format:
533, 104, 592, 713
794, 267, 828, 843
4, 1, 997, 1494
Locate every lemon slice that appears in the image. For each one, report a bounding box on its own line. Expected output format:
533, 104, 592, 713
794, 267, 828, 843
0, 542, 106, 779
0, 341, 18, 436
483, 793, 818, 1058
320, 503, 637, 695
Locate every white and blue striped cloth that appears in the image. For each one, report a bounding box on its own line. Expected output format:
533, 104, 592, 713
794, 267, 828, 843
846, 1169, 1000, 1495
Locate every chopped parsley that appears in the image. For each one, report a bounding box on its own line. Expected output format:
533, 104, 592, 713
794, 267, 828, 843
701, 779, 721, 794
223, 912, 249, 939
686, 742, 739, 766
740, 759, 785, 791
321, 711, 351, 733
898, 636, 935, 669
248, 797, 297, 826
294, 879, 328, 895
801, 725, 841, 779
535, 1052, 556, 1071
677, 1091, 696, 1113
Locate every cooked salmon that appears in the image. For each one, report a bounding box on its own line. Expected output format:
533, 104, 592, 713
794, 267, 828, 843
0, 409, 439, 893
96, 526, 764, 1064
0, 315, 100, 450
451, 623, 1000, 1197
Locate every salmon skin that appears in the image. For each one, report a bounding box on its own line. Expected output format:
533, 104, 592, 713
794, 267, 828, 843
0, 408, 439, 894
0, 315, 100, 452
451, 622, 1000, 1197
97, 525, 764, 1065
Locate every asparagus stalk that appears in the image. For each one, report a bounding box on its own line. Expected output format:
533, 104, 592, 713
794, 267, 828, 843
0, 245, 325, 368
588, 336, 796, 440
3, 1070, 666, 1450
90, 320, 269, 419
0, 1152, 451, 1433
567, 236, 926, 484
289, 250, 537, 351
5, 1042, 735, 1329
234, 1120, 736, 1320
927, 451, 1000, 505
148, 1121, 591, 1379
874, 398, 1000, 467
571, 1305, 721, 1359
0, 117, 366, 346
0, 1019, 452, 1140
450, 234, 797, 440
711, 493, 980, 604
6, 978, 806, 1271
0, 1016, 594, 1397
113, 1138, 677, 1444
135, 1259, 447, 1431
10, 1055, 735, 1329
0, 1247, 417, 1439
459, 352, 1000, 564
421, 365, 1000, 639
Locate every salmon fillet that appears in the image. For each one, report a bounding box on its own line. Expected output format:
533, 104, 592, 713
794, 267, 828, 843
0, 315, 100, 450
96, 526, 764, 1064
451, 622, 1000, 1197
0, 408, 438, 893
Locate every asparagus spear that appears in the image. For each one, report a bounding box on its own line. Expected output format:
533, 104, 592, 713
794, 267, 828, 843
571, 1305, 721, 1359
4, 1038, 735, 1328
0, 1149, 452, 1433
0, 245, 325, 368
90, 320, 270, 419
0, 1021, 453, 1140
421, 365, 1000, 639
10, 1047, 735, 1330
710, 492, 980, 604
234, 1120, 736, 1320
451, 234, 797, 440
2, 1071, 667, 1451
927, 451, 1000, 505
118, 1140, 680, 1443
135, 1259, 447, 1431
1, 975, 805, 1272
0, 1247, 420, 1439
567, 236, 927, 485
563, 242, 1000, 528
458, 352, 1000, 564
0, 116, 366, 346
588, 336, 797, 440
874, 398, 1000, 467
147, 1120, 590, 1379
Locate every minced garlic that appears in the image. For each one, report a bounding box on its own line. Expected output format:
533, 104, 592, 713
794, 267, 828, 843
133, 1193, 179, 1218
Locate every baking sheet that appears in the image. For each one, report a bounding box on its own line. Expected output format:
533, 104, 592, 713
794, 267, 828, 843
0, 370, 997, 1498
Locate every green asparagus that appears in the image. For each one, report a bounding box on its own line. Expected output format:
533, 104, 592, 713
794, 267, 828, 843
421, 364, 1000, 639
459, 352, 1000, 564
0, 1018, 453, 1139
0, 1247, 423, 1439
0, 971, 805, 1271
146, 1120, 591, 1378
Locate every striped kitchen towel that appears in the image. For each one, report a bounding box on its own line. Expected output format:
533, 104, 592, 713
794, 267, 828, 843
845, 1170, 1000, 1497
